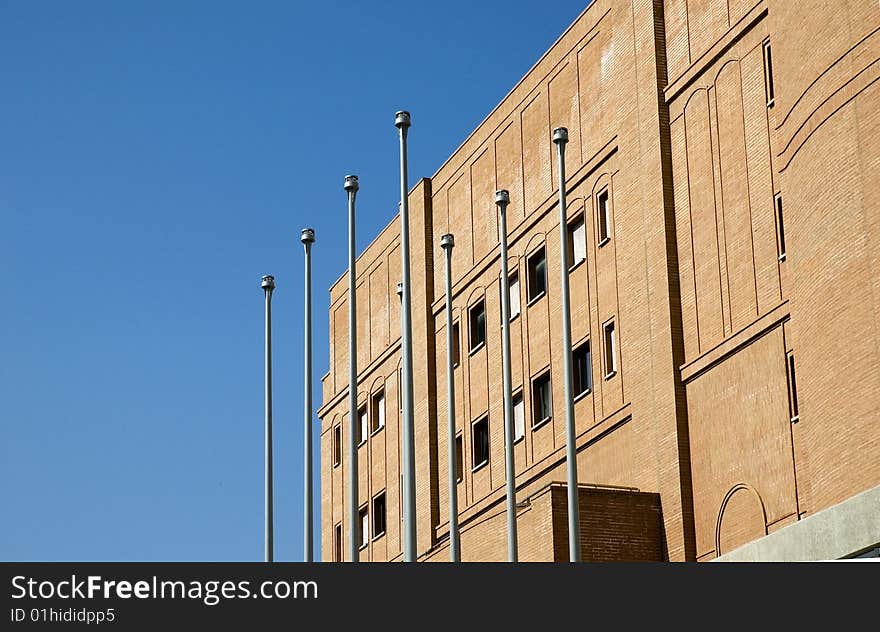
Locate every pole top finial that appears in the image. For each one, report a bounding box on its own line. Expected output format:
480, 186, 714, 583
343, 175, 359, 192
261, 274, 275, 291
301, 228, 316, 244
495, 189, 510, 206
394, 111, 411, 129
552, 127, 569, 144
440, 233, 455, 250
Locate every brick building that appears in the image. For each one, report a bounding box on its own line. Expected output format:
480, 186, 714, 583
317, 0, 880, 561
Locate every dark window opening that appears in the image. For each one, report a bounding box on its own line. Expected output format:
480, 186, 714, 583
775, 193, 786, 261
763, 40, 775, 105
370, 390, 385, 433
597, 190, 611, 245
573, 341, 593, 397
469, 301, 486, 351
603, 320, 617, 377
472, 417, 489, 469
527, 248, 547, 301
786, 351, 800, 422
532, 372, 552, 426
333, 425, 341, 467
454, 434, 463, 483
372, 493, 386, 538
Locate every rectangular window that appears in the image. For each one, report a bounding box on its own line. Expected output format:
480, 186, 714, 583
504, 272, 521, 320
597, 190, 611, 245
454, 434, 463, 483
371, 390, 385, 433
472, 417, 489, 469
334, 523, 342, 562
573, 340, 593, 397
567, 216, 587, 269
451, 322, 461, 367
763, 40, 775, 106
372, 492, 386, 538
333, 425, 341, 467
359, 506, 369, 549
513, 392, 525, 442
358, 406, 368, 445
603, 320, 617, 378
775, 193, 786, 261
527, 247, 547, 301
786, 351, 800, 422
469, 300, 486, 351
399, 367, 404, 413
532, 372, 552, 427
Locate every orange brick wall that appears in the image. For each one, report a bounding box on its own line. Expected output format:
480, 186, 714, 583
318, 0, 880, 562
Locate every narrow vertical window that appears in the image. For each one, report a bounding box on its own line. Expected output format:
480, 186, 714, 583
573, 340, 593, 397
527, 247, 547, 301
372, 492, 386, 538
603, 320, 617, 378
451, 322, 461, 367
513, 392, 525, 442
567, 216, 586, 268
775, 193, 786, 261
454, 434, 463, 482
506, 272, 521, 320
358, 406, 367, 445
763, 40, 775, 106
786, 351, 800, 422
472, 417, 489, 469
359, 506, 369, 549
371, 390, 385, 433
532, 372, 552, 427
469, 300, 486, 351
399, 367, 404, 413
333, 425, 341, 467
597, 190, 611, 245
334, 523, 342, 562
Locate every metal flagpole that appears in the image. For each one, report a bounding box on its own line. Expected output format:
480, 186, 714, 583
395, 111, 417, 562
553, 128, 582, 562
344, 175, 360, 562
301, 228, 316, 562
495, 190, 518, 562
261, 274, 276, 563
440, 234, 461, 562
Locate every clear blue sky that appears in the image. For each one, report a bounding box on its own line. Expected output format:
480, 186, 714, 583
0, 0, 590, 561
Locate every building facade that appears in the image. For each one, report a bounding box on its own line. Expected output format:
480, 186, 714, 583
317, 0, 880, 561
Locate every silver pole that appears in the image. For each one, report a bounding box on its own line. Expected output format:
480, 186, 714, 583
395, 280, 406, 561
301, 228, 316, 562
440, 234, 461, 562
553, 128, 581, 562
344, 175, 359, 563
395, 110, 417, 562
495, 190, 518, 562
261, 274, 275, 563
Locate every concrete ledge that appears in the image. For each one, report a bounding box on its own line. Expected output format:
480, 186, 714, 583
714, 485, 880, 561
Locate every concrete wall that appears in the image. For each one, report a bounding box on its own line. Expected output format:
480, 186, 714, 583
716, 484, 880, 561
